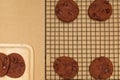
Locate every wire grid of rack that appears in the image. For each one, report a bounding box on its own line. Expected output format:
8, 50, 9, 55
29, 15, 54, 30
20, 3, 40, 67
45, 0, 120, 80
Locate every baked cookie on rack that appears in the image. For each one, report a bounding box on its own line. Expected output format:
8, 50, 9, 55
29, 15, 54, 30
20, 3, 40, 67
53, 56, 79, 79
88, 0, 112, 21
89, 57, 113, 79
55, 0, 79, 22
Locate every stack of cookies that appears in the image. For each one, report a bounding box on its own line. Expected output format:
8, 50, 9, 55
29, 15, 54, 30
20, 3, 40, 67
0, 53, 25, 78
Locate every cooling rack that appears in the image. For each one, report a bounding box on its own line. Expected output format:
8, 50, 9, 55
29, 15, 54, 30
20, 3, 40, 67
45, 0, 120, 79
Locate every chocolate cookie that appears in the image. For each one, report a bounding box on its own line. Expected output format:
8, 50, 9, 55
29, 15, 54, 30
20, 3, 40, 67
55, 0, 79, 22
88, 0, 112, 21
89, 57, 113, 79
53, 56, 79, 79
7, 53, 25, 78
0, 53, 10, 77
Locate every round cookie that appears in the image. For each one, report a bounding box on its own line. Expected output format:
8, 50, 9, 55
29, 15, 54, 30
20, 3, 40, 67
88, 0, 112, 21
7, 53, 25, 78
55, 0, 79, 22
0, 53, 10, 77
53, 56, 79, 79
89, 57, 113, 79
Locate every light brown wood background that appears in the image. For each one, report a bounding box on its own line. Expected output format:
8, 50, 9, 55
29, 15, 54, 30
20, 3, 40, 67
0, 0, 44, 80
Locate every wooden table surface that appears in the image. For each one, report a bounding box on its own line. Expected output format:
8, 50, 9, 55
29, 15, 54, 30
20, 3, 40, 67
0, 0, 44, 80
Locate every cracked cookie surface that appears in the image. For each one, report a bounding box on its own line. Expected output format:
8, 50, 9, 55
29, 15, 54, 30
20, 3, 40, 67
7, 53, 25, 78
88, 0, 112, 21
0, 53, 10, 77
89, 57, 113, 79
53, 56, 79, 79
55, 0, 79, 22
